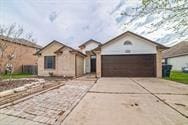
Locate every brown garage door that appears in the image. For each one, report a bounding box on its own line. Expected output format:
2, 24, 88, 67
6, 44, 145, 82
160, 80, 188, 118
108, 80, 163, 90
102, 54, 156, 77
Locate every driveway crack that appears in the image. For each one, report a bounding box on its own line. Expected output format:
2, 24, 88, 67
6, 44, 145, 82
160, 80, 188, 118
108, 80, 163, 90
88, 91, 150, 95
130, 78, 188, 119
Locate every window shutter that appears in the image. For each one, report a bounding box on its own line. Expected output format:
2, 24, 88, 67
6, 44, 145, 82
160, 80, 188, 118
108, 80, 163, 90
52, 56, 55, 69
44, 56, 47, 69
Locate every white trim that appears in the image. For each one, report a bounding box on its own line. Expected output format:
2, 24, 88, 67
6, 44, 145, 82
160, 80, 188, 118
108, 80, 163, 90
101, 34, 157, 55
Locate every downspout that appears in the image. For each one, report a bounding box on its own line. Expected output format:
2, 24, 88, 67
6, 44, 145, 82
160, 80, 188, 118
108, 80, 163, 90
75, 54, 77, 78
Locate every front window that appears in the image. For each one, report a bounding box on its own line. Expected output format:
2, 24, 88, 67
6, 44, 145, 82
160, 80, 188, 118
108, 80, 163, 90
44, 56, 55, 69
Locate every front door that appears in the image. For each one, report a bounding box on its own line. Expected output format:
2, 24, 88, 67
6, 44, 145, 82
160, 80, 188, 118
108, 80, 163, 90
90, 56, 96, 72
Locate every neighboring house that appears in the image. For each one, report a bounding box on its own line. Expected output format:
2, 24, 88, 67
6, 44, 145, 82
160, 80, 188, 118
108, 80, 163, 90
0, 35, 41, 72
35, 40, 86, 77
162, 41, 188, 71
36, 31, 168, 78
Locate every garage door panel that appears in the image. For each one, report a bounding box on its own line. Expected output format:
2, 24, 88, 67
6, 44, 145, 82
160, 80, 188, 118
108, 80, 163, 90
102, 64, 154, 70
103, 69, 154, 72
102, 70, 155, 77
102, 55, 156, 77
102, 59, 154, 64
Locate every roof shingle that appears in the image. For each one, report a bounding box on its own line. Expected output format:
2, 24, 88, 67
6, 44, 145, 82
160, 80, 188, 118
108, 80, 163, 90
162, 41, 188, 58
0, 35, 42, 49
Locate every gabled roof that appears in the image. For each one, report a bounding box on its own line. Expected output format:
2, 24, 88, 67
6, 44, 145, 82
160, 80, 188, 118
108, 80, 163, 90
163, 41, 188, 58
34, 40, 63, 55
35, 40, 86, 56
54, 44, 86, 57
79, 39, 101, 48
93, 31, 168, 51
0, 35, 41, 49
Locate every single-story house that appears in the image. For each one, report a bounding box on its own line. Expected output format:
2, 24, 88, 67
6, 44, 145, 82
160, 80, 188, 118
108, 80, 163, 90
36, 31, 168, 78
162, 41, 188, 71
35, 40, 86, 77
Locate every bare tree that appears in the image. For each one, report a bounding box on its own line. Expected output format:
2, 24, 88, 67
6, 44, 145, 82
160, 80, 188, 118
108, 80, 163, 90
0, 23, 34, 81
121, 0, 188, 34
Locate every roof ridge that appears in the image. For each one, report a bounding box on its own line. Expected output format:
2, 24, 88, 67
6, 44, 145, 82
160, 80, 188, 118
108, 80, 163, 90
93, 31, 168, 51
0, 35, 41, 48
35, 40, 85, 56
79, 39, 101, 48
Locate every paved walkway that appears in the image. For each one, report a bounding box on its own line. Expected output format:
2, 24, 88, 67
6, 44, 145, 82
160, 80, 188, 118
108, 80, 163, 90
0, 77, 96, 125
62, 78, 188, 125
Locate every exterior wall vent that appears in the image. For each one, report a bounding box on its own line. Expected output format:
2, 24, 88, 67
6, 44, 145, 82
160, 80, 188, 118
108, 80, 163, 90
125, 50, 131, 53
124, 41, 132, 45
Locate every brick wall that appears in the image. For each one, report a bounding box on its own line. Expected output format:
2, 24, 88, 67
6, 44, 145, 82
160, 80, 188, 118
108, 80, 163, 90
0, 40, 38, 73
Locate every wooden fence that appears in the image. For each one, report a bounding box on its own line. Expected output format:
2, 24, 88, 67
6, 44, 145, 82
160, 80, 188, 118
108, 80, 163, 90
22, 65, 37, 75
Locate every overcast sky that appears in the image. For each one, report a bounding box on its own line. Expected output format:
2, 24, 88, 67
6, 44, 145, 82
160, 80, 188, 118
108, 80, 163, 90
0, 0, 187, 48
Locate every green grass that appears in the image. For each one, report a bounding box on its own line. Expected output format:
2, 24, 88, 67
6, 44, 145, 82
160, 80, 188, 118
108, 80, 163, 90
165, 71, 188, 84
0, 73, 33, 80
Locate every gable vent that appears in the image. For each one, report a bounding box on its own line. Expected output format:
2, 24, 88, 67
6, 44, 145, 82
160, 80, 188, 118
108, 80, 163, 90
124, 40, 132, 45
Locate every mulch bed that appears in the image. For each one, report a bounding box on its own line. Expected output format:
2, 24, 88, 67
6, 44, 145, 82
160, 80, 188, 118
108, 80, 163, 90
0, 80, 37, 92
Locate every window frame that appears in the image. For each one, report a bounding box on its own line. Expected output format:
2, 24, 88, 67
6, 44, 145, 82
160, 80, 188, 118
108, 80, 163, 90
44, 56, 56, 69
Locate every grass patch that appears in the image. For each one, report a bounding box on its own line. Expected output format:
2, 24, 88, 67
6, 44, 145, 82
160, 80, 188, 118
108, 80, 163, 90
0, 73, 33, 80
165, 71, 188, 84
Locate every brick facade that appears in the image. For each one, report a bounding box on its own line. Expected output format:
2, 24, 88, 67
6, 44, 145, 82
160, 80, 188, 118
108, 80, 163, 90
37, 41, 85, 77
0, 39, 39, 73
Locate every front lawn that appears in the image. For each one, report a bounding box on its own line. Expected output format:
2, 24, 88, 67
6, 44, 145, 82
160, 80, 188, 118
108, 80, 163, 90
0, 73, 33, 80
165, 71, 188, 84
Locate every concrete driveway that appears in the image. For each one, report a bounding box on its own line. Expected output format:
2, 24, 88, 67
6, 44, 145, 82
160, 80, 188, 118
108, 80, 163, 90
62, 78, 188, 125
